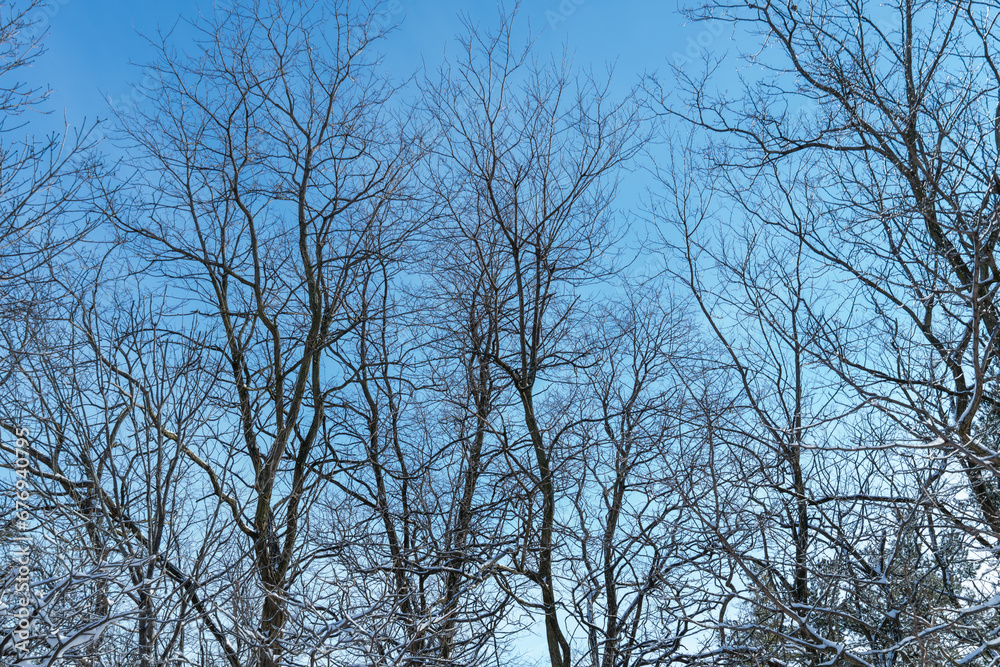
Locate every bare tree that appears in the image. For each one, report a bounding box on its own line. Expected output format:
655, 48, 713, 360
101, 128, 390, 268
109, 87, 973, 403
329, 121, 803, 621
422, 11, 648, 667
0, 4, 129, 664
656, 0, 1000, 662
564, 285, 716, 667
97, 1, 419, 664
0, 0, 97, 377
1, 265, 243, 667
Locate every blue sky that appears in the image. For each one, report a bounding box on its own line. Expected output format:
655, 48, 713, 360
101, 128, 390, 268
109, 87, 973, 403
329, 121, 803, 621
22, 0, 739, 284
26, 1, 711, 137
18, 5, 727, 660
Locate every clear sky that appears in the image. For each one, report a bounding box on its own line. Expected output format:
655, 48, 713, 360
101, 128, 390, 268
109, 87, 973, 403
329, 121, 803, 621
25, 0, 718, 139
11, 4, 742, 662
18, 0, 745, 297
19, 5, 726, 660
20, 0, 735, 267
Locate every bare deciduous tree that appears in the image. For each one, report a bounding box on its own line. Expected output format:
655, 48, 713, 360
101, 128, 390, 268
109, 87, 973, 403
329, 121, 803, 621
99, 1, 418, 664
657, 0, 1000, 662
423, 11, 648, 666
0, 1, 97, 372
565, 286, 715, 667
